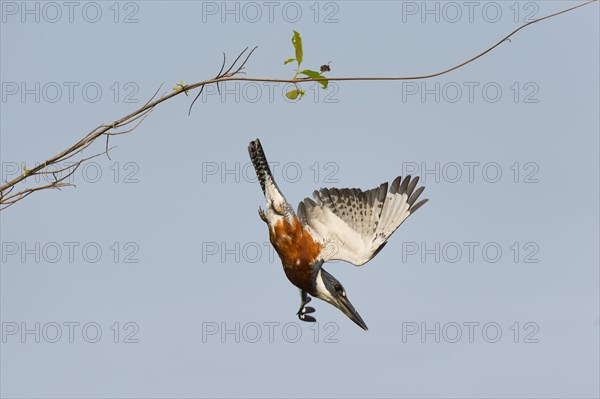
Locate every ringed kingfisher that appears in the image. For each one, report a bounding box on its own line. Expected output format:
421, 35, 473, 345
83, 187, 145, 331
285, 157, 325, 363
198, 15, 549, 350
248, 139, 428, 330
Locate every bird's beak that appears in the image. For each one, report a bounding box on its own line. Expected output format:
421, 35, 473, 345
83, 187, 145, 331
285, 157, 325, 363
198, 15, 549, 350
337, 295, 368, 331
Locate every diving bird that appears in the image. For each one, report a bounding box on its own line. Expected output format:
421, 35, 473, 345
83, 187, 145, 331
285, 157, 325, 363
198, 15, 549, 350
248, 139, 428, 330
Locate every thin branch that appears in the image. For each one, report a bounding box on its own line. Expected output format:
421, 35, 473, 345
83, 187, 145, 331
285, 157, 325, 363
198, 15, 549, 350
232, 46, 258, 76
1, 0, 596, 210
105, 135, 112, 161
216, 52, 227, 95
105, 109, 153, 136
188, 48, 256, 116
222, 46, 249, 77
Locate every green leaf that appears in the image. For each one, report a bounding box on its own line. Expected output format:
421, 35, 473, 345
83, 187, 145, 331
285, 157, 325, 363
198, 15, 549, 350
284, 58, 296, 65
291, 31, 303, 64
285, 89, 304, 100
299, 69, 329, 89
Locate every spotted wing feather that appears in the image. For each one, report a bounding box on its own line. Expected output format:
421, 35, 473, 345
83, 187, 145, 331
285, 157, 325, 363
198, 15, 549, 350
297, 176, 428, 265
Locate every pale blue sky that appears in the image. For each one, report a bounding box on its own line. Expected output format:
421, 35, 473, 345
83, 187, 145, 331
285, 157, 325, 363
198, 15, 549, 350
1, 1, 599, 398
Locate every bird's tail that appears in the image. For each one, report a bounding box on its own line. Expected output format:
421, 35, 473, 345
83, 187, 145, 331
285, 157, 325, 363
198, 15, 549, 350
248, 138, 274, 195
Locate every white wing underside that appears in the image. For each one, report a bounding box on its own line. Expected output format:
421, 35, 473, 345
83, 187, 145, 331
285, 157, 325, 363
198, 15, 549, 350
297, 176, 428, 266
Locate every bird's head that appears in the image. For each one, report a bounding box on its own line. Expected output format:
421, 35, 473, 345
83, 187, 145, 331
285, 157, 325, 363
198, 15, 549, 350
314, 269, 368, 331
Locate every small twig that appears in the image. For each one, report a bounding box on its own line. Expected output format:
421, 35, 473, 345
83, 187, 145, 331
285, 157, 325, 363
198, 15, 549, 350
105, 110, 153, 136
105, 135, 112, 161
222, 46, 249, 77
216, 52, 227, 95
188, 47, 253, 115
233, 46, 258, 75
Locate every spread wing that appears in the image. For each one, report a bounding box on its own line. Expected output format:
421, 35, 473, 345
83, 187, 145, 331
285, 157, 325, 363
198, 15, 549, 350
297, 176, 428, 266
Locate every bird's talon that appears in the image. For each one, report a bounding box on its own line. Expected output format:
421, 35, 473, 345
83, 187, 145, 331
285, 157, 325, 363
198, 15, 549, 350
258, 207, 268, 223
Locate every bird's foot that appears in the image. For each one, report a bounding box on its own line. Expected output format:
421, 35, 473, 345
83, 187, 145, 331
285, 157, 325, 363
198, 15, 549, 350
297, 292, 316, 322
258, 207, 268, 223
